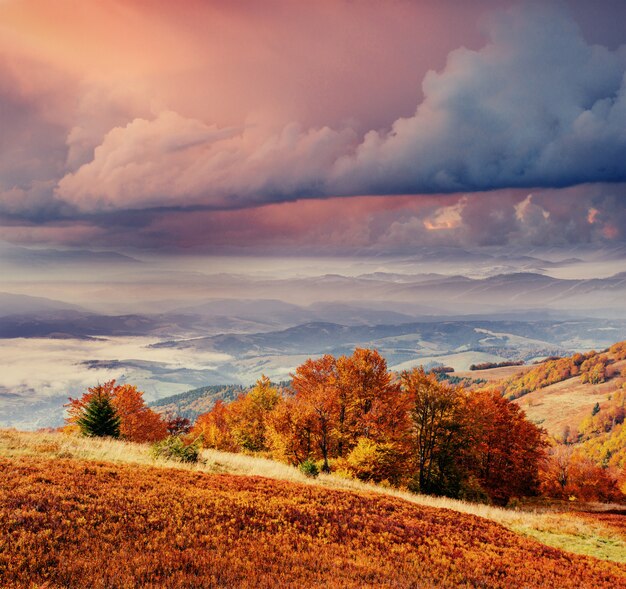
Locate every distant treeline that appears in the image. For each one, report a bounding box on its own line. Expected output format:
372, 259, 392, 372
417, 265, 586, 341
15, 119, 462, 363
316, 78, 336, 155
429, 366, 454, 374
469, 361, 525, 371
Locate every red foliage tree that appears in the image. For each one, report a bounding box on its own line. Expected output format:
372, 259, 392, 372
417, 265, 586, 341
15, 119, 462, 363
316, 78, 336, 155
165, 415, 192, 436
462, 390, 547, 505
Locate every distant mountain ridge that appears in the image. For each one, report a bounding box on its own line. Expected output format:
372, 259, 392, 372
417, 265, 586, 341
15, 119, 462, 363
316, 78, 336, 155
0, 292, 86, 318
151, 318, 625, 361
0, 242, 142, 267
3, 269, 626, 340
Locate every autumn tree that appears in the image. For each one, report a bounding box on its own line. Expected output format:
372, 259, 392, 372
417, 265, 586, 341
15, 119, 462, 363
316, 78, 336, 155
344, 437, 406, 485
402, 370, 546, 503
402, 368, 465, 496
540, 444, 574, 497
288, 349, 405, 472
228, 375, 281, 452
267, 395, 316, 465
193, 399, 236, 451
66, 381, 167, 443
165, 415, 192, 436
462, 389, 547, 505
291, 355, 338, 471
540, 446, 624, 502
193, 376, 280, 453
337, 348, 406, 449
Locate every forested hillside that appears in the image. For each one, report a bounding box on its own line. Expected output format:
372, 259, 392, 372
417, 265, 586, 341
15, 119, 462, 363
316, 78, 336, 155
500, 342, 626, 400
150, 384, 246, 421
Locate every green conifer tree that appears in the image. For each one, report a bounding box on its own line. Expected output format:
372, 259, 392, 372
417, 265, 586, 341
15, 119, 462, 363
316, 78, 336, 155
76, 393, 121, 438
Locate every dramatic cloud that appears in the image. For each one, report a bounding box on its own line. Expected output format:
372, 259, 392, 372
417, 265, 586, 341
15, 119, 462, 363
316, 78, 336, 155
1, 1, 625, 251
51, 4, 626, 213
336, 5, 626, 195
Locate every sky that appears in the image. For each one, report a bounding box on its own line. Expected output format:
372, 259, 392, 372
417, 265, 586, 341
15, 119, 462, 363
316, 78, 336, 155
1, 0, 626, 254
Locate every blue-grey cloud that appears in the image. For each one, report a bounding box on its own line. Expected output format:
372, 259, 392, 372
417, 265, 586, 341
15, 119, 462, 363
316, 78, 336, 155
334, 5, 626, 195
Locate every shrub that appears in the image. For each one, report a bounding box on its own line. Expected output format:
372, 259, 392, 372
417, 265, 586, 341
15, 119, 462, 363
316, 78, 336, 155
151, 436, 201, 463
345, 438, 404, 485
298, 458, 319, 478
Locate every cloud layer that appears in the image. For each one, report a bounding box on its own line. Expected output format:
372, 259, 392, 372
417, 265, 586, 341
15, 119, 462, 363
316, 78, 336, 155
50, 4, 626, 213
0, 1, 625, 250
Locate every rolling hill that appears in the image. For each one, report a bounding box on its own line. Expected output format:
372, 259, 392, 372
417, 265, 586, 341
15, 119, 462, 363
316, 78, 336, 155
152, 318, 626, 365
452, 342, 626, 444
1, 436, 625, 589
514, 361, 626, 438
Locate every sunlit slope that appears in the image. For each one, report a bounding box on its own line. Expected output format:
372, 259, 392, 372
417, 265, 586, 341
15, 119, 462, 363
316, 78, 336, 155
2, 456, 625, 589
515, 360, 626, 436
2, 430, 625, 563
460, 342, 626, 437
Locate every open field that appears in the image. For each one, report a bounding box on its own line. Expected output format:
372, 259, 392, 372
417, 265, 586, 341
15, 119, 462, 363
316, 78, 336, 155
1, 430, 625, 564
2, 455, 626, 589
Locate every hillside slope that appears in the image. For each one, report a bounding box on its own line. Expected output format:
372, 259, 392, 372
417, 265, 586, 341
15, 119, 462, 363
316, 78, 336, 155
452, 342, 626, 438
2, 456, 625, 589
515, 361, 626, 437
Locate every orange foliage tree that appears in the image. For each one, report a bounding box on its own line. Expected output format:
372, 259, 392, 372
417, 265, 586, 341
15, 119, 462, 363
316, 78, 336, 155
192, 349, 548, 504
227, 375, 281, 452
540, 445, 623, 502
192, 376, 280, 453
402, 367, 465, 496
287, 349, 407, 472
193, 399, 236, 451
66, 381, 168, 443
402, 371, 546, 503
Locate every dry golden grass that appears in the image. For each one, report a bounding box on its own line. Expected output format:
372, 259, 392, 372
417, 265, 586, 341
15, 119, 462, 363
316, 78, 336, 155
1, 429, 625, 563
3, 456, 626, 589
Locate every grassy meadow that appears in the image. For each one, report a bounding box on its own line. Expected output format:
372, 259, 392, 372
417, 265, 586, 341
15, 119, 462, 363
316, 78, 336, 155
1, 429, 625, 574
